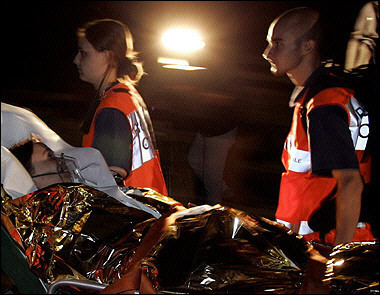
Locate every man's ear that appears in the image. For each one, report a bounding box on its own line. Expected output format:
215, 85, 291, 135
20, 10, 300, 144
302, 40, 316, 56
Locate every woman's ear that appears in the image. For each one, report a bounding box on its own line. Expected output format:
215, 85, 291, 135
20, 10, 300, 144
104, 50, 116, 67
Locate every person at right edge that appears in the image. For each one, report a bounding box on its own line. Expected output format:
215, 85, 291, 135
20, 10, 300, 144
262, 6, 376, 246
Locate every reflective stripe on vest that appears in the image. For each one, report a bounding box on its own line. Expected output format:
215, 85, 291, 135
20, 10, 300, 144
128, 107, 155, 171
285, 95, 369, 173
284, 134, 311, 173
348, 96, 369, 151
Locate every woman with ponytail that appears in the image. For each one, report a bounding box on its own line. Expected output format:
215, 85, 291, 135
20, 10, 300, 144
74, 19, 167, 195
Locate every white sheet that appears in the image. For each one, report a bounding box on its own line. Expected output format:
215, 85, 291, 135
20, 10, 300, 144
1, 102, 161, 218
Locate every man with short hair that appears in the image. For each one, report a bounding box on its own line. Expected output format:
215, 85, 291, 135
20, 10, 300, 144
262, 7, 374, 245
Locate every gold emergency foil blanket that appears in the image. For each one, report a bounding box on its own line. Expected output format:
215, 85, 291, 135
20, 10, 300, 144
3, 183, 316, 293
1, 184, 157, 285
121, 187, 182, 215
138, 207, 312, 294
101, 205, 314, 294
324, 241, 379, 293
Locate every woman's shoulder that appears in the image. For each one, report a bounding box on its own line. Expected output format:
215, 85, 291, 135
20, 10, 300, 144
111, 82, 133, 94
99, 83, 136, 113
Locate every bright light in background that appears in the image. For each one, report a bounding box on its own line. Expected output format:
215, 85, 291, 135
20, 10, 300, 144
159, 28, 207, 70
162, 28, 205, 52
157, 57, 189, 66
157, 56, 206, 71
162, 64, 206, 71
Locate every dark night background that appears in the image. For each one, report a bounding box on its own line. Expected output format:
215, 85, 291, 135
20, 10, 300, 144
2, 1, 374, 220
3, 1, 366, 94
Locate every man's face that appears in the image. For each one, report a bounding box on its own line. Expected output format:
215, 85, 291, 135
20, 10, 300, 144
30, 143, 72, 189
262, 20, 304, 77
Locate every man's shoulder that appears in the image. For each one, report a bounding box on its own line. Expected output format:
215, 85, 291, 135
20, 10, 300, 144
307, 87, 353, 109
304, 65, 355, 109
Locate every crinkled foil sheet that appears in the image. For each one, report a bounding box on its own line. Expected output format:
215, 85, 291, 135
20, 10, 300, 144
121, 187, 182, 215
140, 207, 311, 294
324, 241, 379, 294
2, 183, 313, 293
1, 184, 156, 285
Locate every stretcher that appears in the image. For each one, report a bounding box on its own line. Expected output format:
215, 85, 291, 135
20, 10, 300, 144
1, 181, 312, 294
1, 102, 378, 294
0, 102, 157, 293
2, 225, 110, 294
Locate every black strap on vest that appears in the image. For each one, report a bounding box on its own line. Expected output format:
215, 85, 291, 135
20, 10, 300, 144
295, 65, 331, 133
112, 88, 131, 94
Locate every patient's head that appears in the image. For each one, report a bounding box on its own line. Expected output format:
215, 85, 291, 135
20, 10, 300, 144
10, 136, 72, 189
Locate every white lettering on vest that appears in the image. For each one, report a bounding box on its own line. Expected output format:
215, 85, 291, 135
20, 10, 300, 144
349, 96, 369, 151
127, 108, 154, 171
285, 134, 311, 173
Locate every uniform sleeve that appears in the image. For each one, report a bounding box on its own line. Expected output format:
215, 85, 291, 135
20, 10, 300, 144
92, 108, 132, 173
308, 105, 359, 176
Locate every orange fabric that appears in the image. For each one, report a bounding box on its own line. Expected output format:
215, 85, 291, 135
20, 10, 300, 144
277, 171, 337, 223
82, 83, 167, 195
123, 151, 167, 195
306, 87, 353, 121
277, 86, 370, 224
82, 84, 136, 147
303, 222, 375, 246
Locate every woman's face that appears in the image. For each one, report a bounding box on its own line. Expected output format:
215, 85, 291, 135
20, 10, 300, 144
73, 36, 109, 88
30, 143, 72, 189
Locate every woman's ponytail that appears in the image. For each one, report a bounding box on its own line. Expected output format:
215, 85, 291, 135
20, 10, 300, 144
117, 56, 144, 84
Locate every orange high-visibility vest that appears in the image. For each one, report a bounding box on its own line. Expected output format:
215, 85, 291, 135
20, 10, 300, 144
277, 87, 371, 224
83, 83, 168, 196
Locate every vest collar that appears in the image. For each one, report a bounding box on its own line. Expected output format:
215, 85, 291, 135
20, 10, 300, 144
289, 64, 329, 107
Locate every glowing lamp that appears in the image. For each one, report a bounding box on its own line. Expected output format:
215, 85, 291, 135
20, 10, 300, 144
161, 28, 205, 52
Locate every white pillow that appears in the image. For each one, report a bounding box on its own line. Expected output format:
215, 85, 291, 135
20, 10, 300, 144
1, 145, 37, 199
1, 102, 71, 152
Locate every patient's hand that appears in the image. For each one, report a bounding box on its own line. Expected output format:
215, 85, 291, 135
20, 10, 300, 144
109, 166, 128, 186
109, 166, 128, 179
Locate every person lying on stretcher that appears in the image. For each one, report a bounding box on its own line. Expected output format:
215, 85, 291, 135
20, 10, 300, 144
10, 136, 79, 189
1, 103, 335, 294
1, 102, 166, 217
